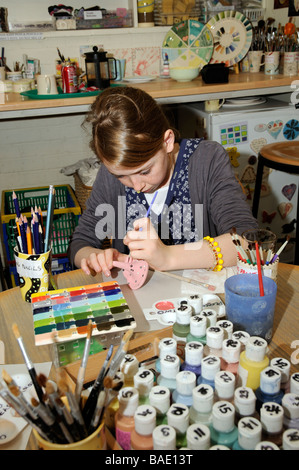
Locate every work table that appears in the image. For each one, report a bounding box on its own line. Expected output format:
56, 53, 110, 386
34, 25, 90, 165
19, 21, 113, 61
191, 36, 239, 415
0, 72, 298, 120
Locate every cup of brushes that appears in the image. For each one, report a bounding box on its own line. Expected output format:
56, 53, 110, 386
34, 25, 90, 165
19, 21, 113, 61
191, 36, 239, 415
0, 322, 134, 450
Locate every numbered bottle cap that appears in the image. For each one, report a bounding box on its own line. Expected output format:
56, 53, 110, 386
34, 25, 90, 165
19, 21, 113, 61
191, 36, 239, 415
209, 444, 230, 450
134, 404, 156, 436
188, 294, 203, 314
232, 330, 250, 346
201, 355, 221, 380
134, 368, 154, 396
199, 309, 217, 326
216, 320, 233, 339
192, 384, 214, 413
153, 425, 176, 450
189, 315, 207, 337
176, 370, 196, 396
206, 326, 224, 349
270, 357, 291, 386
167, 403, 189, 433
260, 366, 281, 394
149, 385, 170, 415
290, 372, 299, 394
118, 387, 139, 416
212, 400, 235, 433
234, 386, 256, 416
245, 336, 268, 362
160, 353, 180, 379
237, 417, 262, 450
185, 341, 203, 365
222, 338, 241, 364
120, 354, 139, 378
175, 300, 192, 324
282, 393, 299, 420
260, 402, 284, 433
255, 441, 280, 450
214, 370, 235, 399
282, 428, 299, 450
187, 423, 210, 450
159, 337, 177, 359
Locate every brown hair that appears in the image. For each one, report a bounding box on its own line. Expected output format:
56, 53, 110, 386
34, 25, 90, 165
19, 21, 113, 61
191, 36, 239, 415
84, 86, 177, 168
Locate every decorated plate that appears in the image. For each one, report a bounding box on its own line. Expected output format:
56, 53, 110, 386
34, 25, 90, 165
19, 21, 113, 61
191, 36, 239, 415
162, 19, 214, 70
206, 10, 253, 67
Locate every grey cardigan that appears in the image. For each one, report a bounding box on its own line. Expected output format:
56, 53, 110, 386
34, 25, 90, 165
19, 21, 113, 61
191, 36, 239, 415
68, 140, 258, 266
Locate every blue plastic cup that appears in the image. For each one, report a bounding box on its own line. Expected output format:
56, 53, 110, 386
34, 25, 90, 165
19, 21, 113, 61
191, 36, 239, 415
224, 274, 277, 342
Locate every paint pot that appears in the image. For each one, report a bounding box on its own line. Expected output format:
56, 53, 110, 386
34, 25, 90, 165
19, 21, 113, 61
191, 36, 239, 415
120, 354, 139, 387
115, 387, 139, 450
153, 424, 177, 450
232, 417, 262, 450
270, 357, 291, 391
181, 341, 203, 377
172, 370, 196, 406
133, 369, 154, 405
186, 315, 207, 345
210, 401, 238, 449
260, 402, 284, 447
281, 393, 299, 430
197, 355, 221, 388
234, 386, 258, 424
189, 383, 214, 426
221, 338, 241, 376
199, 308, 217, 327
157, 353, 180, 392
187, 423, 211, 450
282, 428, 299, 450
255, 366, 284, 412
130, 404, 156, 450
172, 300, 192, 343
214, 370, 236, 403
149, 385, 170, 425
203, 326, 224, 358
238, 336, 269, 390
156, 337, 177, 373
166, 403, 189, 449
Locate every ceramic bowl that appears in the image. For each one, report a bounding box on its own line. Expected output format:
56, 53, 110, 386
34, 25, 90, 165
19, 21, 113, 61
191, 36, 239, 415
169, 67, 199, 82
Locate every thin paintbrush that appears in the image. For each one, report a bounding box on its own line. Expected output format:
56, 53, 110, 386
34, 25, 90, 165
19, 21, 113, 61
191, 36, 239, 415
74, 319, 93, 402
12, 323, 44, 402
152, 269, 216, 291
271, 235, 290, 264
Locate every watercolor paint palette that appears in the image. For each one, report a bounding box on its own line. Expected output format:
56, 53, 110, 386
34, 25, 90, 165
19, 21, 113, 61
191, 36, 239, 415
31, 281, 136, 346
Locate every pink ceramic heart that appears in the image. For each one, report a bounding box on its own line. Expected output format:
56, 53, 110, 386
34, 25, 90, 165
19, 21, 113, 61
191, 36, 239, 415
113, 257, 149, 290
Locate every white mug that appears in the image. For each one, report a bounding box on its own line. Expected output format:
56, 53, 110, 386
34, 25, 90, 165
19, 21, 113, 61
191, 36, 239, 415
205, 99, 225, 112
36, 74, 58, 95
264, 51, 280, 75
248, 51, 265, 73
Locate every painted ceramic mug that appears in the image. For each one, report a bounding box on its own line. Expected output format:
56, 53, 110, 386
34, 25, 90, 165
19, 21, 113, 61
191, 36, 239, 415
248, 51, 265, 73
264, 51, 280, 75
14, 247, 51, 302
205, 99, 225, 112
283, 51, 297, 76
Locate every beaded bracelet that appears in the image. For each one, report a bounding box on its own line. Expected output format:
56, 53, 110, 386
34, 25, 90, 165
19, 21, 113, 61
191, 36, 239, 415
203, 236, 224, 272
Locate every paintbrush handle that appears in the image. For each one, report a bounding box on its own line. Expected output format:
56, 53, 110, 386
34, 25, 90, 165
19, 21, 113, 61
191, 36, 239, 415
154, 270, 216, 291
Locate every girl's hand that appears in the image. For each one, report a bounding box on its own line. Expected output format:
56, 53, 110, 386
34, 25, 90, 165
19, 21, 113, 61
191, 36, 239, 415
81, 248, 128, 277
123, 218, 171, 271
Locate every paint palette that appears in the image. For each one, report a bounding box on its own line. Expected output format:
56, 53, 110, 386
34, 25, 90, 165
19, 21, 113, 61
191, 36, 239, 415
31, 281, 136, 346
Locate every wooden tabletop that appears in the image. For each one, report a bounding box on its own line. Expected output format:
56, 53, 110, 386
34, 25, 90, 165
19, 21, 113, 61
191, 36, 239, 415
0, 72, 298, 113
0, 262, 298, 373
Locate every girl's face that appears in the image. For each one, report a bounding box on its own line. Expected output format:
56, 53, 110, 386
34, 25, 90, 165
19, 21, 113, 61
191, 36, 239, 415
104, 130, 176, 194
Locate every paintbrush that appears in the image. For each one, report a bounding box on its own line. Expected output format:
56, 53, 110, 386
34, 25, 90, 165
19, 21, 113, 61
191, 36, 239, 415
12, 323, 44, 402
106, 329, 134, 379
231, 227, 251, 264
75, 319, 93, 403
271, 235, 290, 264
255, 241, 264, 297
45, 380, 74, 443
152, 269, 216, 291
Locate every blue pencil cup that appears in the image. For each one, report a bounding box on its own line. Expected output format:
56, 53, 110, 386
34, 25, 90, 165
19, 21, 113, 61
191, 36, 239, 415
224, 274, 277, 343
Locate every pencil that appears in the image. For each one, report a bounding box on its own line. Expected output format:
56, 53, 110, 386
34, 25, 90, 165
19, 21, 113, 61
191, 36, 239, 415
146, 190, 158, 218
44, 185, 55, 253
13, 191, 21, 218
12, 323, 44, 402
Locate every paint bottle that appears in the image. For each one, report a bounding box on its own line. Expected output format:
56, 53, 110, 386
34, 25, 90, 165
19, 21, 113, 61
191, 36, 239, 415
209, 444, 230, 450
172, 301, 192, 343
270, 357, 291, 391
216, 320, 233, 339
255, 366, 284, 412
232, 330, 250, 352
149, 385, 170, 425
199, 308, 217, 327
181, 341, 203, 377
120, 354, 139, 387
152, 424, 177, 450
221, 338, 241, 376
189, 383, 214, 426
197, 354, 221, 388
232, 416, 262, 450
133, 368, 154, 405
156, 337, 177, 374
238, 336, 269, 390
282, 393, 299, 430
203, 326, 224, 358
115, 386, 139, 450
187, 294, 203, 314
209, 400, 238, 449
234, 386, 258, 424
186, 315, 207, 345
290, 372, 299, 394
214, 370, 236, 403
157, 353, 180, 392
186, 423, 211, 450
255, 441, 280, 450
172, 370, 196, 406
260, 402, 284, 447
166, 403, 189, 449
282, 428, 299, 450
130, 404, 156, 450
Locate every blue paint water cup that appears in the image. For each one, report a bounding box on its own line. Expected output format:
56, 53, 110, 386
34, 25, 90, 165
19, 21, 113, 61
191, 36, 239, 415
224, 274, 277, 343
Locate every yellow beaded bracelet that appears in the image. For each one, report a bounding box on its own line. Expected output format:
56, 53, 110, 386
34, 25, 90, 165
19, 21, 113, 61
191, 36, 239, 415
204, 236, 224, 272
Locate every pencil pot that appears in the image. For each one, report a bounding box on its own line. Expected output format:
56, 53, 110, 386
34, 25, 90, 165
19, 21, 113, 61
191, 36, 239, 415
224, 274, 277, 343
33, 420, 106, 450
14, 247, 51, 302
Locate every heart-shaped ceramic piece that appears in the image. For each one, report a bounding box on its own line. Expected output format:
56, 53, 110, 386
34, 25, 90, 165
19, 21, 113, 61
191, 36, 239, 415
267, 120, 283, 139
282, 184, 297, 201
113, 257, 149, 290
250, 137, 267, 155
278, 202, 293, 219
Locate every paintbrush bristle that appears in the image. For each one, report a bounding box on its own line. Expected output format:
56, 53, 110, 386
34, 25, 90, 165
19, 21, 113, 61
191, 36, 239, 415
45, 380, 57, 395
37, 373, 48, 388
2, 369, 13, 385
31, 397, 39, 407
103, 376, 114, 389
12, 323, 21, 339
123, 329, 134, 344
87, 319, 93, 339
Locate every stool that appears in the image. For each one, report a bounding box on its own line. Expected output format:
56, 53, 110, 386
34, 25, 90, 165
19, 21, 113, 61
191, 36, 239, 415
252, 141, 299, 265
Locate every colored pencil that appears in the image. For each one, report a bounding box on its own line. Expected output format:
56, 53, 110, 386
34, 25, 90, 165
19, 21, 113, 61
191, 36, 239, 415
255, 241, 264, 297
12, 191, 21, 218
146, 190, 158, 218
44, 185, 55, 253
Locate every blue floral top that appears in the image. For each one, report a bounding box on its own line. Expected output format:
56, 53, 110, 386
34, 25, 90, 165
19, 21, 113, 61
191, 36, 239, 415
125, 138, 203, 246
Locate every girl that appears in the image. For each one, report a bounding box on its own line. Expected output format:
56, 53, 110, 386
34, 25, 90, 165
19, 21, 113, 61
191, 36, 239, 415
68, 86, 258, 277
